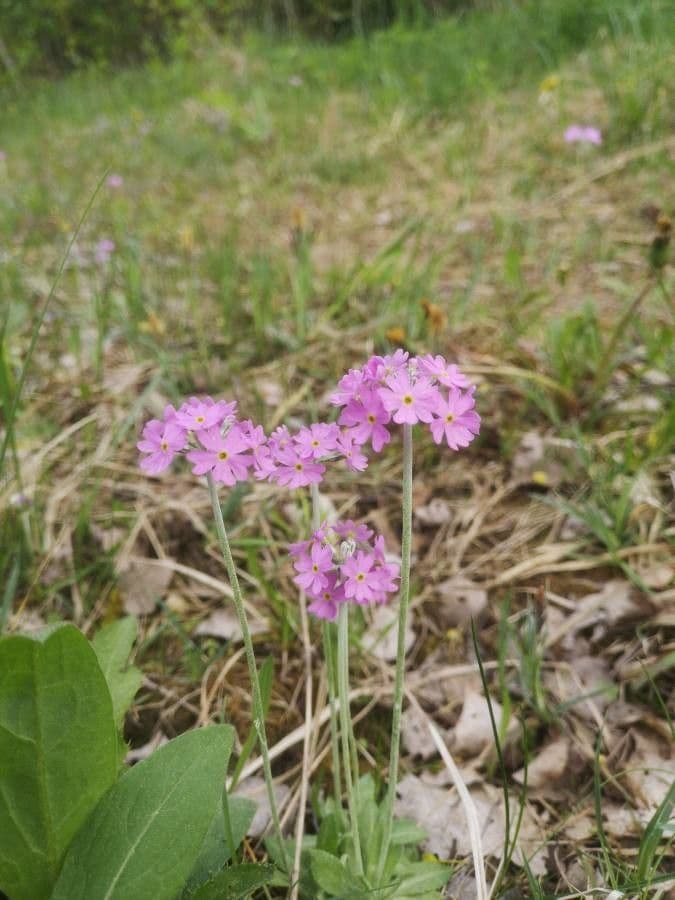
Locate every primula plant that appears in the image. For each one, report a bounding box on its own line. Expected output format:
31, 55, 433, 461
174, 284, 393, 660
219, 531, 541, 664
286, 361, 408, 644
0, 352, 479, 899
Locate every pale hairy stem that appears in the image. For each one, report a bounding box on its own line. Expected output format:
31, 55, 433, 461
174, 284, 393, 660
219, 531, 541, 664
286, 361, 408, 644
206, 474, 289, 875
337, 602, 364, 875
376, 423, 413, 884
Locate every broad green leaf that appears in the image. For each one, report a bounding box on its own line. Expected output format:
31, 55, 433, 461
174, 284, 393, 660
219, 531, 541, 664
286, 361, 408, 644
394, 860, 452, 894
190, 863, 275, 899
309, 849, 369, 897
91, 616, 143, 728
183, 795, 256, 893
51, 725, 235, 900
0, 624, 118, 900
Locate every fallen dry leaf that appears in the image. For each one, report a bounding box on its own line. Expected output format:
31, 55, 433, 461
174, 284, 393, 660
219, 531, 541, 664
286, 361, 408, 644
451, 691, 517, 758
414, 497, 452, 526
233, 776, 291, 837
401, 704, 444, 760
513, 736, 570, 790
194, 608, 267, 642
436, 576, 487, 627
363, 604, 415, 661
117, 557, 173, 615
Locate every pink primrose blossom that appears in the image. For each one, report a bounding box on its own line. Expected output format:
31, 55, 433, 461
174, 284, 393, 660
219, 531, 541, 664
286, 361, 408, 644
293, 540, 334, 594
335, 431, 368, 471
342, 551, 383, 605
175, 396, 236, 431
417, 354, 471, 389
95, 238, 115, 264
137, 418, 187, 475
186, 424, 253, 485
294, 422, 340, 460
378, 370, 440, 425
564, 125, 602, 145
107, 173, 124, 188
330, 368, 368, 406
338, 388, 391, 452
372, 350, 410, 381
272, 447, 325, 488
268, 425, 293, 458
334, 520, 373, 543
307, 573, 345, 621
430, 388, 481, 450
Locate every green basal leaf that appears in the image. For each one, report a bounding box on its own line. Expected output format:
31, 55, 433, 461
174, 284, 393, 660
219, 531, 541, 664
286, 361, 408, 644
393, 860, 452, 895
390, 818, 428, 846
309, 849, 369, 897
51, 725, 234, 900
189, 863, 275, 899
183, 795, 256, 894
91, 616, 143, 729
0, 624, 118, 900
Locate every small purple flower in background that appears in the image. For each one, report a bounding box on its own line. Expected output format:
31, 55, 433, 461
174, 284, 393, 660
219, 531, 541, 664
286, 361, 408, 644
564, 125, 602, 146
288, 521, 399, 621
106, 173, 124, 188
95, 238, 116, 264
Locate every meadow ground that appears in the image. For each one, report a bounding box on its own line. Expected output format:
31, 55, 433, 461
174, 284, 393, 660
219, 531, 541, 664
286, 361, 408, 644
1, 0, 674, 895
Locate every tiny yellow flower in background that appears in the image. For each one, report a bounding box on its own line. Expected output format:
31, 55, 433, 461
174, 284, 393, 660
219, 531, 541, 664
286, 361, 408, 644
539, 74, 560, 94
532, 470, 549, 486
139, 311, 167, 336
385, 326, 406, 345
178, 224, 194, 253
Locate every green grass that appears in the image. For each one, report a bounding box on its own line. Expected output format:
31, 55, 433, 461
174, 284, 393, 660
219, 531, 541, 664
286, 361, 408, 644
0, 0, 673, 895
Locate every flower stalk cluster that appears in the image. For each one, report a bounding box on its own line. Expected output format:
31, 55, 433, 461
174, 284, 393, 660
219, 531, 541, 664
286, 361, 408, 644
137, 351, 480, 888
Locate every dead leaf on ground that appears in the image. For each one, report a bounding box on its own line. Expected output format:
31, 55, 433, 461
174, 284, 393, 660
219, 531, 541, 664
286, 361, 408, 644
194, 608, 268, 642
436, 576, 487, 627
415, 497, 452, 526
233, 776, 291, 837
363, 604, 415, 661
401, 704, 444, 760
621, 729, 673, 819
513, 736, 571, 791
545, 656, 615, 722
451, 691, 518, 759
117, 557, 173, 615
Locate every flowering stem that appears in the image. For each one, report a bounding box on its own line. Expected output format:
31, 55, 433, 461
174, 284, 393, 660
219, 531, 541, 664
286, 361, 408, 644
312, 483, 344, 820
337, 602, 364, 875
377, 422, 413, 884
206, 473, 289, 875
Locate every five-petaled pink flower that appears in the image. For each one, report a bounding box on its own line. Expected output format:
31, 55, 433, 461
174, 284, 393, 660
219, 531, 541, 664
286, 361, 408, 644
430, 389, 481, 450
137, 417, 187, 475
378, 370, 439, 425
186, 425, 254, 485
417, 354, 471, 389
293, 540, 334, 594
176, 397, 236, 431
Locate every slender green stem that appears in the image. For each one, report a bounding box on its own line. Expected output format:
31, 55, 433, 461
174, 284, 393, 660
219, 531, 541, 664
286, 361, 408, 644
313, 481, 345, 821
337, 602, 364, 875
377, 423, 413, 884
206, 473, 289, 874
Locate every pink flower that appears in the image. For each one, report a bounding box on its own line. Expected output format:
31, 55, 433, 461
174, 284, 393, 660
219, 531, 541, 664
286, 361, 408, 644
268, 425, 293, 458
372, 350, 409, 381
335, 431, 368, 471
307, 574, 345, 621
378, 370, 440, 425
137, 419, 187, 475
175, 396, 236, 431
342, 551, 383, 604
95, 238, 115, 264
293, 540, 334, 594
272, 447, 325, 488
294, 422, 340, 460
338, 388, 391, 452
186, 425, 254, 485
240, 420, 275, 479
564, 125, 602, 146
330, 368, 368, 406
334, 520, 373, 542
430, 389, 481, 450
107, 173, 124, 188
417, 354, 471, 389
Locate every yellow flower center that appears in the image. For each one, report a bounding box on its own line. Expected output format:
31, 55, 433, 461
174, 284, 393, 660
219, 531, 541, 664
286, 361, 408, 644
445, 413, 454, 423
196, 415, 205, 423
295, 462, 304, 471
367, 414, 376, 423
218, 451, 229, 460
160, 441, 168, 451
356, 573, 365, 582
403, 395, 413, 405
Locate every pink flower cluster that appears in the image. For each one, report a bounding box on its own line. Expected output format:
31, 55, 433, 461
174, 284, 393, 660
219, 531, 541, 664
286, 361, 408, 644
289, 521, 399, 621
330, 351, 480, 451
137, 396, 268, 485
